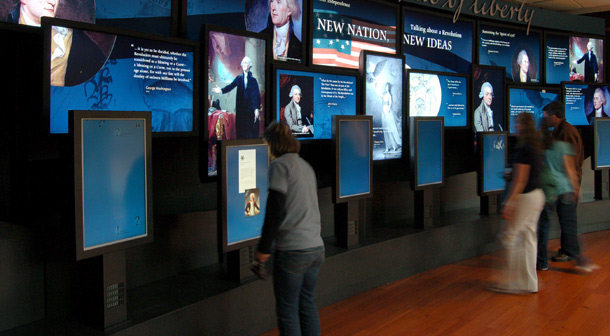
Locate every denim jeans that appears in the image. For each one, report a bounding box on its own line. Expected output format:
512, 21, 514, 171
537, 193, 580, 268
273, 246, 325, 336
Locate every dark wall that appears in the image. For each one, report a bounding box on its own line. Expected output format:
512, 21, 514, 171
1, 6, 609, 335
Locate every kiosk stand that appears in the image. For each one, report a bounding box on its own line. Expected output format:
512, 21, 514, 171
414, 189, 440, 229
332, 116, 373, 249
594, 170, 609, 200
477, 132, 508, 216
479, 194, 500, 216
410, 117, 445, 229
334, 200, 364, 249
225, 246, 256, 282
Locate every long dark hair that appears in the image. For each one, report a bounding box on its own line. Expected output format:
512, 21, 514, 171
516, 112, 541, 153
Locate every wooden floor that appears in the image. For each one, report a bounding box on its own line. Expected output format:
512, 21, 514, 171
261, 230, 610, 335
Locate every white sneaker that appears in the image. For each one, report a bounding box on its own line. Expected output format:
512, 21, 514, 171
575, 263, 601, 273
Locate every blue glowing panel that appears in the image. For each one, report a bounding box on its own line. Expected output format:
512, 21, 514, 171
96, 0, 171, 19
363, 54, 403, 160
564, 83, 610, 126
403, 10, 473, 73
417, 120, 443, 187
49, 25, 195, 134
276, 69, 357, 139
81, 118, 148, 250
408, 72, 468, 127
546, 34, 604, 84
595, 119, 610, 169
312, 0, 397, 69
225, 144, 269, 246
472, 66, 505, 132
479, 24, 540, 83
508, 88, 559, 134
339, 119, 371, 198
482, 133, 506, 193
187, 0, 303, 62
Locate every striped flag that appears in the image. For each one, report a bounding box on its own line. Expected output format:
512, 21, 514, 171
312, 11, 396, 69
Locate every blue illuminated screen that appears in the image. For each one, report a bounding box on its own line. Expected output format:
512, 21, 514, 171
416, 119, 443, 187
312, 0, 397, 69
81, 118, 148, 250
545, 34, 604, 85
482, 133, 507, 193
564, 83, 610, 126
403, 10, 473, 73
49, 24, 195, 134
508, 88, 559, 134
186, 0, 303, 63
339, 119, 371, 198
595, 119, 610, 169
225, 144, 269, 246
276, 69, 357, 139
408, 71, 468, 127
363, 54, 403, 160
479, 24, 540, 83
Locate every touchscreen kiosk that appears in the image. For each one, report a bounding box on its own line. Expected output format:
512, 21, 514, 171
72, 110, 153, 260
219, 139, 269, 252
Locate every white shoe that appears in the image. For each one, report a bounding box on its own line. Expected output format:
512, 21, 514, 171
575, 263, 601, 273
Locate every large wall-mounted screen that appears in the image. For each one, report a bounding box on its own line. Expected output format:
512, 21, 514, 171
311, 0, 398, 69
479, 23, 541, 83
472, 65, 506, 132
507, 86, 560, 134
361, 51, 403, 160
407, 70, 469, 128
274, 66, 358, 140
563, 83, 610, 126
402, 8, 473, 74
187, 0, 304, 63
73, 110, 153, 260
1, 0, 171, 35
1, 0, 95, 27
43, 18, 198, 136
202, 25, 268, 178
95, 0, 172, 35
545, 33, 604, 84
220, 139, 269, 252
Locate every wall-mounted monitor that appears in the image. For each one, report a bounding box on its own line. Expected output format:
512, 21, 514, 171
1, 0, 95, 27
563, 82, 610, 126
478, 132, 507, 196
402, 7, 473, 74
186, 0, 305, 63
410, 117, 444, 190
407, 69, 469, 128
219, 139, 269, 252
72, 110, 153, 261
274, 65, 358, 140
472, 65, 506, 132
593, 118, 610, 170
202, 24, 269, 179
545, 32, 604, 85
43, 18, 199, 136
1, 0, 171, 34
95, 0, 172, 36
478, 23, 541, 83
507, 85, 560, 134
333, 115, 373, 203
311, 0, 398, 69
360, 51, 403, 160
